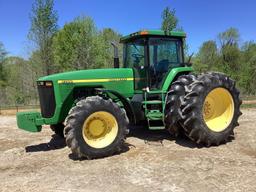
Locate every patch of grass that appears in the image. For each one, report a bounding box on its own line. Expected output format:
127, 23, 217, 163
241, 103, 256, 108
241, 96, 256, 101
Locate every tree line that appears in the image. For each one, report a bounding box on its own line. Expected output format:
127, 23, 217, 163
0, 2, 255, 106
193, 28, 256, 95
0, 0, 122, 106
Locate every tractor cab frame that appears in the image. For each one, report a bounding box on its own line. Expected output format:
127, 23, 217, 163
121, 30, 186, 90
119, 30, 191, 129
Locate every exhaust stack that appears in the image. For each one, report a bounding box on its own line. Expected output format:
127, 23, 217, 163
111, 42, 119, 68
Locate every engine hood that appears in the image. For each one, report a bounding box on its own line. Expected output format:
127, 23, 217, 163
38, 68, 134, 82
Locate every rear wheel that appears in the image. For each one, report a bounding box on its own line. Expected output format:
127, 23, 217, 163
64, 96, 129, 159
180, 72, 242, 146
164, 74, 196, 136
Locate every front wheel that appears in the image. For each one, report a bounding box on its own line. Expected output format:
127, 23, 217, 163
64, 96, 129, 159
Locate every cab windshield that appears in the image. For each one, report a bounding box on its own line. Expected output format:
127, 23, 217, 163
123, 37, 184, 89
124, 38, 146, 68
123, 37, 183, 69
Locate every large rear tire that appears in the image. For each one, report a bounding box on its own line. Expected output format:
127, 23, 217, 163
64, 96, 129, 159
180, 72, 242, 146
164, 74, 196, 136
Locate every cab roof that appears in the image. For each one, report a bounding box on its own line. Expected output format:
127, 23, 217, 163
120, 30, 186, 43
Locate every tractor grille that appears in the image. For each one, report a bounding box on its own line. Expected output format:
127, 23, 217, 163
37, 81, 56, 118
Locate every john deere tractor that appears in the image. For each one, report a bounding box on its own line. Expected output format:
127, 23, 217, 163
17, 30, 242, 159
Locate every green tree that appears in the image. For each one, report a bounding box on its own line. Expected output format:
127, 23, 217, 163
52, 16, 119, 72
3, 57, 35, 105
193, 40, 219, 72
218, 28, 241, 80
100, 28, 122, 68
29, 50, 44, 83
52, 16, 97, 72
218, 27, 240, 48
28, 0, 58, 75
161, 7, 178, 31
239, 41, 256, 94
0, 42, 7, 87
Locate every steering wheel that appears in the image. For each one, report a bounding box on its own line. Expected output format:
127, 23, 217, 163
132, 53, 144, 59
131, 53, 144, 67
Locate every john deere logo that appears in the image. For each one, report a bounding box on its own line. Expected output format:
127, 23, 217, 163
60, 80, 74, 84
58, 78, 133, 84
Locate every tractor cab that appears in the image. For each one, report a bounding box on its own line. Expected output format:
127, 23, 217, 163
120, 30, 186, 90
119, 30, 190, 129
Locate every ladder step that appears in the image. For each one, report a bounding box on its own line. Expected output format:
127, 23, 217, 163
146, 110, 163, 120
147, 90, 165, 94
142, 100, 163, 105
148, 126, 165, 130
148, 119, 165, 130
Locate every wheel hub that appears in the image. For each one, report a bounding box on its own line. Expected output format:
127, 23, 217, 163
203, 88, 235, 132
203, 98, 215, 119
86, 118, 108, 139
82, 111, 118, 148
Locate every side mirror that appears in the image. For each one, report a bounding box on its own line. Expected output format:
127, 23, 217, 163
111, 42, 119, 68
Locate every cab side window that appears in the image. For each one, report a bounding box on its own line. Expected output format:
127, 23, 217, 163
149, 38, 183, 88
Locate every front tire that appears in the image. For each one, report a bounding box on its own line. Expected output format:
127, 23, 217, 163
64, 96, 129, 159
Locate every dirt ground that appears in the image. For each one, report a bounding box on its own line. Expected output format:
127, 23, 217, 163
0, 109, 256, 192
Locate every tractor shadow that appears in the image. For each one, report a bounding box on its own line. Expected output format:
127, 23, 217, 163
68, 144, 130, 161
25, 134, 66, 153
24, 126, 205, 160
128, 126, 204, 149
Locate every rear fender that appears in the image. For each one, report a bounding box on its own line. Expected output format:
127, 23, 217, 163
162, 67, 193, 92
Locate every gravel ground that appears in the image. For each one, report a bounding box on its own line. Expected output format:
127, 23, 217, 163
0, 109, 255, 192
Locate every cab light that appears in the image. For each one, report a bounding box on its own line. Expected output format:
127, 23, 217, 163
140, 31, 149, 35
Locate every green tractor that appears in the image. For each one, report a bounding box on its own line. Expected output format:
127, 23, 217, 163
17, 30, 242, 159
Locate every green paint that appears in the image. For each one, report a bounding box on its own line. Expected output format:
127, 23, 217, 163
120, 30, 186, 42
16, 111, 43, 132
16, 29, 194, 133
162, 66, 193, 91
41, 68, 135, 125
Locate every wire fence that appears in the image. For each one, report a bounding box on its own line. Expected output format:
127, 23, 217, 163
0, 105, 40, 115
0, 96, 256, 115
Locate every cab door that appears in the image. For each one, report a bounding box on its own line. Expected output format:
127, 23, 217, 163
124, 38, 148, 90
148, 37, 183, 89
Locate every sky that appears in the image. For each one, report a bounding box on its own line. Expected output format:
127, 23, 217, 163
0, 0, 255, 58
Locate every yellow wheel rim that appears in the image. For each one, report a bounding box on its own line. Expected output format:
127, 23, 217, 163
203, 88, 234, 132
82, 111, 118, 148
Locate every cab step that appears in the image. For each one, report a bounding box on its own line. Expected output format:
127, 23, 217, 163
142, 100, 163, 105
147, 119, 165, 130
145, 110, 163, 120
